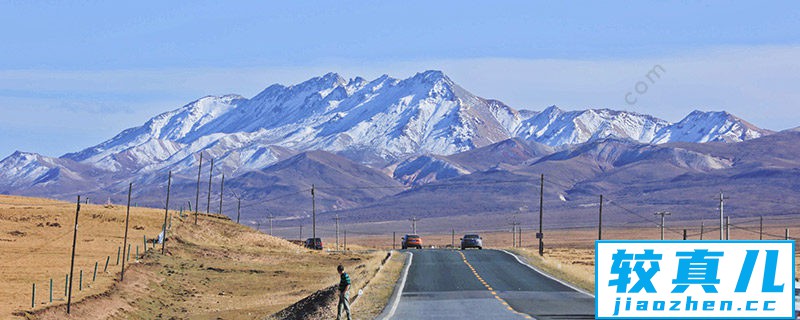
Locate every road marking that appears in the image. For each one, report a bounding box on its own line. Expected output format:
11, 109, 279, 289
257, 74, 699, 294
457, 251, 533, 319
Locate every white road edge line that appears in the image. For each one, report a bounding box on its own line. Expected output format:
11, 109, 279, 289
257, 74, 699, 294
499, 249, 595, 298
378, 251, 413, 320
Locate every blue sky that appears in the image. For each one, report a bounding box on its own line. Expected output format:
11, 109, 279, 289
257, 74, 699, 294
1, 1, 799, 157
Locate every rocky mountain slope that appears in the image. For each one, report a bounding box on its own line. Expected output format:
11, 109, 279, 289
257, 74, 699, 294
0, 70, 784, 229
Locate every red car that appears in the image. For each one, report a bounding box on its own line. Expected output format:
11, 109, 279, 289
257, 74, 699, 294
402, 234, 422, 249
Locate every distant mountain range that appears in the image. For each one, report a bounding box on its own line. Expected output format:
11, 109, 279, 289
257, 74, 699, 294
1, 70, 793, 233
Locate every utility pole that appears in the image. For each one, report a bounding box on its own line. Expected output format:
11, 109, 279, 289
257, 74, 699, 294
311, 185, 316, 241
512, 224, 516, 247
161, 172, 171, 255
393, 232, 396, 250
299, 225, 303, 240
538, 174, 544, 256
67, 196, 81, 314
334, 215, 341, 251
218, 174, 224, 215
725, 216, 730, 240
717, 191, 728, 240
344, 229, 347, 251
760, 216, 763, 240
266, 214, 275, 236
598, 194, 603, 240
236, 197, 241, 225
408, 217, 419, 234
510, 220, 520, 248
700, 221, 704, 240
785, 228, 789, 240
683, 229, 687, 240
206, 158, 214, 214
451, 228, 455, 249
194, 153, 202, 225
518, 227, 522, 247
655, 211, 671, 240
231, 192, 241, 223
121, 184, 132, 281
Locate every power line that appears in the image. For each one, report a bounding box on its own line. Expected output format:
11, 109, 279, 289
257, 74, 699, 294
729, 223, 797, 240
235, 189, 312, 210
604, 198, 684, 236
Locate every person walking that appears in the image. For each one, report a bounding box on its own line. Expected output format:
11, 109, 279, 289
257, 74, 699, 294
336, 264, 352, 320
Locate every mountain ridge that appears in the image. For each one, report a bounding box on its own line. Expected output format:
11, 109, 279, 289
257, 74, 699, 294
0, 70, 782, 227
54, 70, 772, 175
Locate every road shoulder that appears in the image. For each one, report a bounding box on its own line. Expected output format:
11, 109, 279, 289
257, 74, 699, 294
505, 248, 595, 296
375, 251, 412, 320
352, 251, 409, 319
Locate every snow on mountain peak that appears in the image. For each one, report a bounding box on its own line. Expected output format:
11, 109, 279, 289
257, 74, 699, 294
652, 110, 771, 143
410, 70, 448, 82
513, 106, 670, 146
48, 71, 770, 182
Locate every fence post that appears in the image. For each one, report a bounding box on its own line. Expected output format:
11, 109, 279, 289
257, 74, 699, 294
79, 270, 83, 291
786, 228, 789, 240
116, 247, 121, 265
683, 229, 687, 240
93, 261, 98, 282
104, 256, 110, 272
31, 283, 35, 309
49, 278, 53, 303
65, 274, 68, 296
127, 244, 131, 262
136, 245, 139, 260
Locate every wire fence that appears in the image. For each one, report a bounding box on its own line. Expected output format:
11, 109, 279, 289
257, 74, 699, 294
13, 183, 177, 314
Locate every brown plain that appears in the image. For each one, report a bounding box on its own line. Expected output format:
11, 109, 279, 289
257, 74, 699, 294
0, 195, 393, 319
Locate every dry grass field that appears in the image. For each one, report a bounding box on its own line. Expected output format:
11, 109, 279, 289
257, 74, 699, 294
4, 192, 795, 318
1, 195, 397, 319
0, 194, 166, 318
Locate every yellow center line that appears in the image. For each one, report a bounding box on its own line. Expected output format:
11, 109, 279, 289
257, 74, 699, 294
457, 251, 532, 318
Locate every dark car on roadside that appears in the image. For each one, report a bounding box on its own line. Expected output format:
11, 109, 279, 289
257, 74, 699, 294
304, 237, 323, 250
460, 234, 483, 250
401, 234, 422, 249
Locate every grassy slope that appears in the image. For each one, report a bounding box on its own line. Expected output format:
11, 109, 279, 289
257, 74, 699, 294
1, 195, 394, 319
0, 195, 164, 318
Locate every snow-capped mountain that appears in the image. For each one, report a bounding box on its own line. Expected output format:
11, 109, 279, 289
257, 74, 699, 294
652, 110, 772, 143
60, 71, 518, 176
0, 70, 775, 206
511, 106, 671, 146
0, 151, 103, 196
57, 70, 770, 177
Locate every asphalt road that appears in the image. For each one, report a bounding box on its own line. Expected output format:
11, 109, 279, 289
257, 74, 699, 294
388, 249, 595, 320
